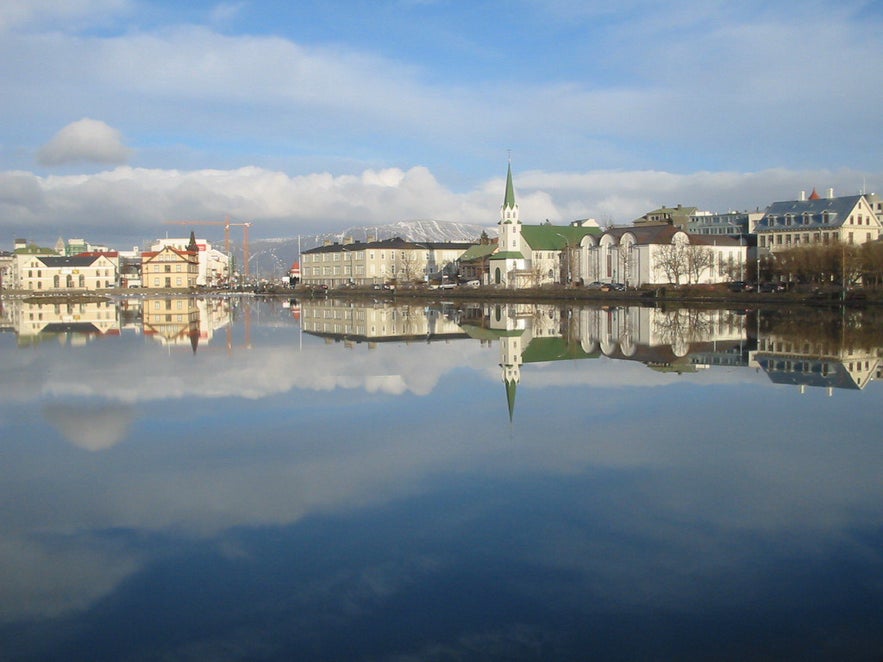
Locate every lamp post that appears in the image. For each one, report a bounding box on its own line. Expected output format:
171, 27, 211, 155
554, 233, 572, 285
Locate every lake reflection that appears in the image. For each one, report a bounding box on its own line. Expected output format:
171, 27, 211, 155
0, 295, 881, 661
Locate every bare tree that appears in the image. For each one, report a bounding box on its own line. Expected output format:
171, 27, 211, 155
685, 245, 716, 284
654, 243, 687, 285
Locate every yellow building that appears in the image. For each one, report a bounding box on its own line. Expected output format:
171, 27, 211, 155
141, 246, 199, 290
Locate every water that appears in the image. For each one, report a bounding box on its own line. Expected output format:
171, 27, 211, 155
1, 296, 881, 661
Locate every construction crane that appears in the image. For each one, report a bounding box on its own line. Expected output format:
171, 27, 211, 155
163, 217, 254, 281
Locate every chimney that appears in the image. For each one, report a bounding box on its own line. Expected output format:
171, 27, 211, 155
827, 188, 834, 199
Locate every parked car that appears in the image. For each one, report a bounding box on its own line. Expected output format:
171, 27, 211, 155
610, 282, 626, 291
587, 281, 606, 289
759, 282, 786, 293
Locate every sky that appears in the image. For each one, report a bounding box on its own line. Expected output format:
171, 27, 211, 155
1, 0, 881, 247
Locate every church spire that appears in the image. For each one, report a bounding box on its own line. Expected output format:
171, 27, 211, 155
500, 159, 520, 226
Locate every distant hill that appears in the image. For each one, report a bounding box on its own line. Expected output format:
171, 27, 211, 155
247, 220, 497, 278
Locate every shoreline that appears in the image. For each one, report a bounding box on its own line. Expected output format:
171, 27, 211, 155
2, 284, 879, 308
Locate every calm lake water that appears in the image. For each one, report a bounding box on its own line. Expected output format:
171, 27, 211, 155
1, 296, 881, 661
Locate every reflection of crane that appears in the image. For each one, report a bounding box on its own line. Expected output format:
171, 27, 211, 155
163, 217, 254, 280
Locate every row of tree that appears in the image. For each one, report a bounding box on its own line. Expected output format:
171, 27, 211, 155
760, 243, 883, 288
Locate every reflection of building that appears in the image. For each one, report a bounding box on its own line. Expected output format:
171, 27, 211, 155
142, 297, 201, 352
9, 299, 121, 345
301, 300, 466, 345
752, 334, 879, 392
462, 303, 598, 421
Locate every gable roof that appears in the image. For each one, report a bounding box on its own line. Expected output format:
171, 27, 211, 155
142, 246, 198, 263
37, 255, 104, 268
756, 195, 866, 232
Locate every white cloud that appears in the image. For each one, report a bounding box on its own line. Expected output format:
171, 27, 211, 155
0, 0, 131, 32
36, 118, 132, 167
1, 163, 879, 246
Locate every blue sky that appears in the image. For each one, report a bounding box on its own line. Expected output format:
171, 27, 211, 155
1, 0, 881, 245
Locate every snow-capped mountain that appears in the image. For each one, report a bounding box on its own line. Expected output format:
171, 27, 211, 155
248, 220, 497, 276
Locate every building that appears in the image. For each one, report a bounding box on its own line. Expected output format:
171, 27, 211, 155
755, 189, 881, 252
12, 252, 119, 292
301, 237, 473, 288
578, 225, 748, 287
141, 245, 199, 290
633, 204, 701, 228
151, 235, 229, 286
487, 163, 602, 287
686, 211, 764, 236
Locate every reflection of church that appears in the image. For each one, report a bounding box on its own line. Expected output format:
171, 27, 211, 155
461, 303, 598, 421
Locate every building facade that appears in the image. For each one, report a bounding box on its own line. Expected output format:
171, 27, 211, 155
301, 237, 472, 287
141, 245, 199, 289
755, 190, 881, 252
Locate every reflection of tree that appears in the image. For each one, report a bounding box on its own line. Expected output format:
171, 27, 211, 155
760, 307, 883, 354
652, 308, 717, 355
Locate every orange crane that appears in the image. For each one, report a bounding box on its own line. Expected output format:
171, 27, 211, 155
163, 217, 254, 281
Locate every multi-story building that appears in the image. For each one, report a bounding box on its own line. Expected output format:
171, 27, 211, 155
686, 211, 764, 236
755, 189, 881, 252
301, 237, 473, 288
13, 252, 119, 292
141, 245, 199, 290
151, 237, 230, 286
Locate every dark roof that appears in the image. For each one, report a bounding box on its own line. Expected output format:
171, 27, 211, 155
37, 255, 104, 268
756, 195, 864, 231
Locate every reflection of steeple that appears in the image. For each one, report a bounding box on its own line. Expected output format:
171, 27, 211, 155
504, 376, 517, 422
189, 321, 200, 354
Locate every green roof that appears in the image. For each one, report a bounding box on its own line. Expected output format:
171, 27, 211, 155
503, 162, 516, 210
458, 243, 497, 262
521, 336, 599, 363
520, 224, 601, 250
489, 251, 525, 260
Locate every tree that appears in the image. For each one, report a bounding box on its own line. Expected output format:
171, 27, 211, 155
654, 243, 687, 285
684, 245, 716, 284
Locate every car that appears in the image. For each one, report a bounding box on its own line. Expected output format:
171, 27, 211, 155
587, 281, 606, 289
610, 282, 626, 291
465, 279, 481, 288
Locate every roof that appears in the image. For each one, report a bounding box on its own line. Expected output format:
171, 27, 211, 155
520, 224, 601, 250
503, 162, 517, 211
521, 336, 599, 363
458, 242, 497, 262
605, 224, 680, 244
37, 255, 105, 268
141, 246, 198, 262
489, 251, 525, 260
302, 237, 473, 255
756, 194, 865, 232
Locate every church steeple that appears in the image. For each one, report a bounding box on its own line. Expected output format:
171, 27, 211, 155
500, 159, 519, 225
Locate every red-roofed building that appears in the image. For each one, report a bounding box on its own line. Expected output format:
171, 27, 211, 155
141, 245, 199, 290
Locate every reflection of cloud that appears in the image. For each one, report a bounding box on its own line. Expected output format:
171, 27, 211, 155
42, 402, 135, 451
0, 536, 138, 621
36, 118, 132, 166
